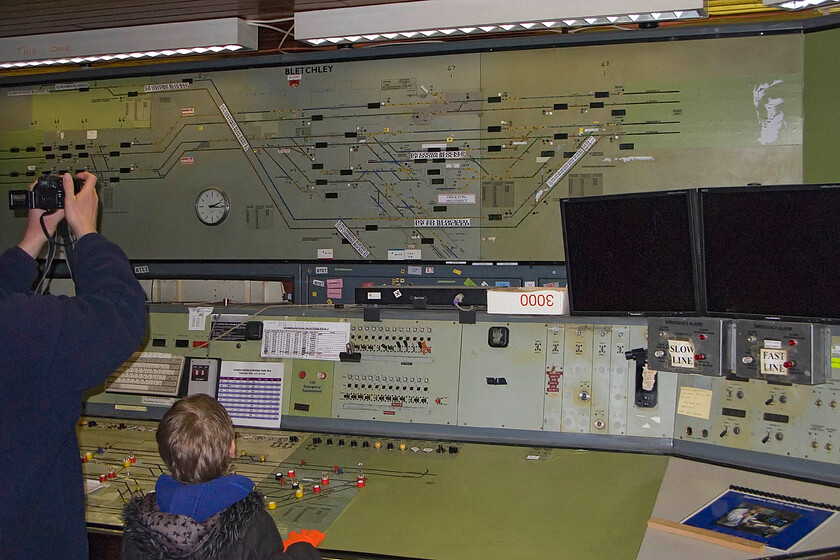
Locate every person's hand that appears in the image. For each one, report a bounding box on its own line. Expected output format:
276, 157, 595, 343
283, 528, 326, 549
16, 179, 66, 259
63, 171, 99, 239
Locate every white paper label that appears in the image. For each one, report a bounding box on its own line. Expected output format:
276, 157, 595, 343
188, 307, 214, 331
437, 193, 476, 204
760, 348, 789, 375
668, 339, 695, 369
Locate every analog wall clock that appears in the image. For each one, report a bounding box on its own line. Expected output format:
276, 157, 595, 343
195, 187, 230, 226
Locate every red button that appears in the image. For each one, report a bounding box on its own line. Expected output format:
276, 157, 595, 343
299, 371, 306, 379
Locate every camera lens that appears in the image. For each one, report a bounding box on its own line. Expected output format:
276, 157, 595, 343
8, 190, 30, 210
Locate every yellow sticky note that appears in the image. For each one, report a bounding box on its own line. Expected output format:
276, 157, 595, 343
832, 357, 840, 369
453, 268, 462, 276
677, 387, 713, 420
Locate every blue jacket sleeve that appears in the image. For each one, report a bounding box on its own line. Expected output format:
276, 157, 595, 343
0, 246, 39, 295
0, 234, 147, 392
54, 233, 148, 390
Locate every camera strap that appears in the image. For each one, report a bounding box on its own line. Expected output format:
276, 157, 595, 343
57, 220, 76, 281
33, 230, 56, 295
33, 214, 76, 294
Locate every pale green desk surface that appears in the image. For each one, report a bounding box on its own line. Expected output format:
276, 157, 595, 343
292, 442, 669, 560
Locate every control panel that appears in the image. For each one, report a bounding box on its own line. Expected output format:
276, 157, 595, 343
185, 357, 221, 396
83, 305, 840, 483
648, 317, 732, 376
458, 322, 547, 430
735, 320, 830, 384
77, 417, 668, 560
332, 319, 461, 425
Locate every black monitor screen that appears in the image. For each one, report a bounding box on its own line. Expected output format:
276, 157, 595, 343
560, 190, 700, 316
700, 184, 840, 322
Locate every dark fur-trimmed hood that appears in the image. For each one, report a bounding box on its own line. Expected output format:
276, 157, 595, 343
122, 490, 265, 560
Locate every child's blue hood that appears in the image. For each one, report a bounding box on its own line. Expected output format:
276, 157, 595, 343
155, 473, 254, 522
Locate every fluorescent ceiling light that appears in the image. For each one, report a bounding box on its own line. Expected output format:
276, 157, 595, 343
295, 0, 708, 45
0, 18, 257, 69
763, 0, 840, 8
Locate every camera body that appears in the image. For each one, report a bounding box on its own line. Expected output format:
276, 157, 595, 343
8, 175, 84, 211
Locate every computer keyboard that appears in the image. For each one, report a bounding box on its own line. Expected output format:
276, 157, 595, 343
105, 352, 185, 397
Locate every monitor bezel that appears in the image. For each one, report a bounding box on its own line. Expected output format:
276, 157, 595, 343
560, 189, 704, 318
699, 182, 840, 325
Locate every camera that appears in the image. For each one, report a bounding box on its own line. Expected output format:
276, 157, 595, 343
8, 175, 84, 211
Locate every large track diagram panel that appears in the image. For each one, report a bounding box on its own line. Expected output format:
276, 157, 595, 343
0, 34, 802, 260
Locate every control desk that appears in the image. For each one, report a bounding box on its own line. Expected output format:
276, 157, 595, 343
79, 304, 840, 559
80, 419, 670, 559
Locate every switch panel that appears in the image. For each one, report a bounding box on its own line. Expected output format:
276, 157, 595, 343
608, 325, 631, 435
333, 319, 461, 425
626, 326, 677, 438
458, 322, 547, 430
735, 320, 830, 384
543, 326, 566, 432
562, 325, 594, 433
186, 357, 220, 397
647, 317, 732, 376
590, 327, 612, 433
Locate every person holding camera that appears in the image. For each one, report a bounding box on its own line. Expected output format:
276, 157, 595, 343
0, 172, 147, 559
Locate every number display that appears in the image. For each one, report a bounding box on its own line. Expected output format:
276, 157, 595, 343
520, 293, 555, 307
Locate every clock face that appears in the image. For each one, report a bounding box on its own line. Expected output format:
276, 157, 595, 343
195, 187, 230, 226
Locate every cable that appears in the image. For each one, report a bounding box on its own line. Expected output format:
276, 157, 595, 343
246, 17, 294, 24
278, 23, 295, 52
246, 22, 288, 33
245, 21, 295, 53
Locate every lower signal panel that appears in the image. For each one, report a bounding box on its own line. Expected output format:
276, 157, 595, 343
332, 319, 462, 424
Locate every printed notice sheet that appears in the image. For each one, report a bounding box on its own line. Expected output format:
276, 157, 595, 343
260, 320, 350, 361
217, 361, 284, 429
